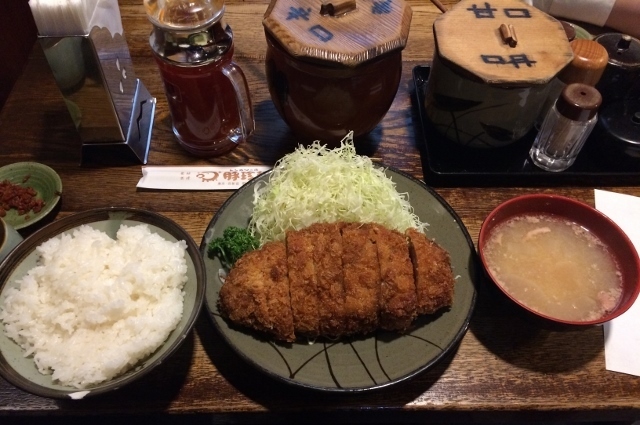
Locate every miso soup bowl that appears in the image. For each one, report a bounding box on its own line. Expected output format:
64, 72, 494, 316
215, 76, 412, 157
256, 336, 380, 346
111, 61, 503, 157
478, 194, 640, 326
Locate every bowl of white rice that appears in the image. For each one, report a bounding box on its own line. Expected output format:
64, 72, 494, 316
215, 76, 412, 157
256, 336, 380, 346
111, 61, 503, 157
0, 207, 206, 399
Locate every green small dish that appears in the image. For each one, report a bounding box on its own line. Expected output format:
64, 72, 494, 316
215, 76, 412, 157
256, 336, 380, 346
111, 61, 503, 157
571, 23, 593, 40
0, 162, 62, 230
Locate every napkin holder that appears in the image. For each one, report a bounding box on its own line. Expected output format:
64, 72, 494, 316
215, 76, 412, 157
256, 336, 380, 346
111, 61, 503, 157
36, 2, 155, 165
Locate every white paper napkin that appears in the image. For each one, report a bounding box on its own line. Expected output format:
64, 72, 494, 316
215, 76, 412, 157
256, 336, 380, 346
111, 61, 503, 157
137, 166, 270, 190
594, 189, 640, 376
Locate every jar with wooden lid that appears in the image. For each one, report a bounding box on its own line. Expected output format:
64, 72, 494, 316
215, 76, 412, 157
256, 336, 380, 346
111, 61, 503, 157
263, 0, 412, 142
425, 0, 574, 149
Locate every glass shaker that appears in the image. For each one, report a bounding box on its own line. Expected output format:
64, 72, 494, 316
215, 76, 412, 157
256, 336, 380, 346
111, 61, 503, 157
530, 83, 602, 172
534, 39, 608, 129
144, 0, 254, 157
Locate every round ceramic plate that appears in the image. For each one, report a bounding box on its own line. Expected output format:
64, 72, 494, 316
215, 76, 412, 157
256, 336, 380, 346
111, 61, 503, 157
0, 162, 62, 230
202, 167, 478, 392
0, 207, 206, 399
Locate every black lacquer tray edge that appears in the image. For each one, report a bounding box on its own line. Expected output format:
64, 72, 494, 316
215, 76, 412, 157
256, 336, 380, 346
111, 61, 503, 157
412, 65, 640, 188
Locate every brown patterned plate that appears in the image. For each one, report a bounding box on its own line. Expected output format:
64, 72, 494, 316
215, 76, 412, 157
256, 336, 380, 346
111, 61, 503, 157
201, 166, 478, 392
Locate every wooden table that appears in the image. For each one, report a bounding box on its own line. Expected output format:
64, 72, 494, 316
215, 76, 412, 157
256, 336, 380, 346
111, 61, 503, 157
1, 0, 640, 422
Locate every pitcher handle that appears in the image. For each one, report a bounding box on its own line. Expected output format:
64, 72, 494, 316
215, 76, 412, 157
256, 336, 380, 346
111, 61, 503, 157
222, 62, 255, 140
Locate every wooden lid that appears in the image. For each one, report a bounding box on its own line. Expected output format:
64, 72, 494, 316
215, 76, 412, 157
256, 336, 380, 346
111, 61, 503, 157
262, 0, 412, 67
434, 0, 573, 86
558, 39, 609, 86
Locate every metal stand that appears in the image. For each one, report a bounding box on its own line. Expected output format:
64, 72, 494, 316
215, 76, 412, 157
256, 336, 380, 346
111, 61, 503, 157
80, 79, 156, 165
39, 20, 155, 166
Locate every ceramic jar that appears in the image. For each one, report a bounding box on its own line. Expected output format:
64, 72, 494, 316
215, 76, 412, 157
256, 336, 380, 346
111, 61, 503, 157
424, 0, 574, 149
263, 0, 412, 142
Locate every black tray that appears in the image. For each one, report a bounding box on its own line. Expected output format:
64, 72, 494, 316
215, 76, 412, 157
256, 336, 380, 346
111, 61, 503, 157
412, 65, 640, 187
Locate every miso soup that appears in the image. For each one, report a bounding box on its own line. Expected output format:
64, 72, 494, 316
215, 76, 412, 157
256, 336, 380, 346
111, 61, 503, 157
483, 214, 622, 322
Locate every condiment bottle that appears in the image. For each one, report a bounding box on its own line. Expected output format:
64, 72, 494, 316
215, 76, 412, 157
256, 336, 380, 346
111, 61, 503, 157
594, 33, 640, 106
145, 0, 254, 157
535, 39, 609, 128
590, 33, 640, 164
530, 83, 602, 172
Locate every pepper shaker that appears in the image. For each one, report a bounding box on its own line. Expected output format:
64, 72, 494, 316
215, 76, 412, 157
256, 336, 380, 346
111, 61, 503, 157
530, 83, 602, 172
535, 39, 608, 128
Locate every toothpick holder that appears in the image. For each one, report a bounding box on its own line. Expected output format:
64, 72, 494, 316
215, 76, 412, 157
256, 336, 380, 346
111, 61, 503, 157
38, 21, 155, 165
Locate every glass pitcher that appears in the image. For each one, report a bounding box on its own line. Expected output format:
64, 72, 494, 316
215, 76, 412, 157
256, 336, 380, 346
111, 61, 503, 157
145, 0, 254, 157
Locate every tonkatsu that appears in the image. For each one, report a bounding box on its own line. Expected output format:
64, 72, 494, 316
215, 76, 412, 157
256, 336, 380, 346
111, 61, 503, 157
406, 227, 456, 314
218, 222, 456, 342
218, 240, 295, 342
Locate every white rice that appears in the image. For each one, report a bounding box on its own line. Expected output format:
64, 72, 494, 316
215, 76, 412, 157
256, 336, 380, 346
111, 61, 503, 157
0, 224, 188, 389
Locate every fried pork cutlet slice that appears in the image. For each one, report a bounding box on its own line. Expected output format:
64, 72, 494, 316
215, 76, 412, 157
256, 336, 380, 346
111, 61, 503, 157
306, 222, 346, 338
369, 224, 417, 332
406, 228, 455, 314
286, 227, 321, 338
341, 223, 380, 335
218, 241, 295, 342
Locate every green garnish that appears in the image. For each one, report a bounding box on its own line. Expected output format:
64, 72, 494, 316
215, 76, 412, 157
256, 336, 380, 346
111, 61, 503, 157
207, 226, 259, 269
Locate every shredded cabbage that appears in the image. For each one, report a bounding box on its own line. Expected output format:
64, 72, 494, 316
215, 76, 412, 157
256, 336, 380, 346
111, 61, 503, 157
249, 132, 427, 246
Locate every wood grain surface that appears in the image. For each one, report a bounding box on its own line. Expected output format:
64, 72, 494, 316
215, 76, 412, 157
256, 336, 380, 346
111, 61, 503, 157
1, 0, 640, 422
433, 0, 574, 85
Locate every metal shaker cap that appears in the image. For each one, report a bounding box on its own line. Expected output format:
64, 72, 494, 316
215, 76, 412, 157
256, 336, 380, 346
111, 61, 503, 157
262, 0, 412, 68
557, 83, 602, 121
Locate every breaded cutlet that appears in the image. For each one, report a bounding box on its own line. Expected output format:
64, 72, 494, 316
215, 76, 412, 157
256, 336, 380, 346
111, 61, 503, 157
306, 222, 346, 338
286, 227, 321, 338
217, 223, 457, 342
370, 224, 417, 332
341, 223, 380, 335
218, 241, 295, 342
406, 227, 455, 314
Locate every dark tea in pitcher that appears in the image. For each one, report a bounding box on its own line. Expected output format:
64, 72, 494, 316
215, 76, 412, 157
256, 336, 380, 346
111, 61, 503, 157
153, 43, 249, 156
146, 0, 254, 157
